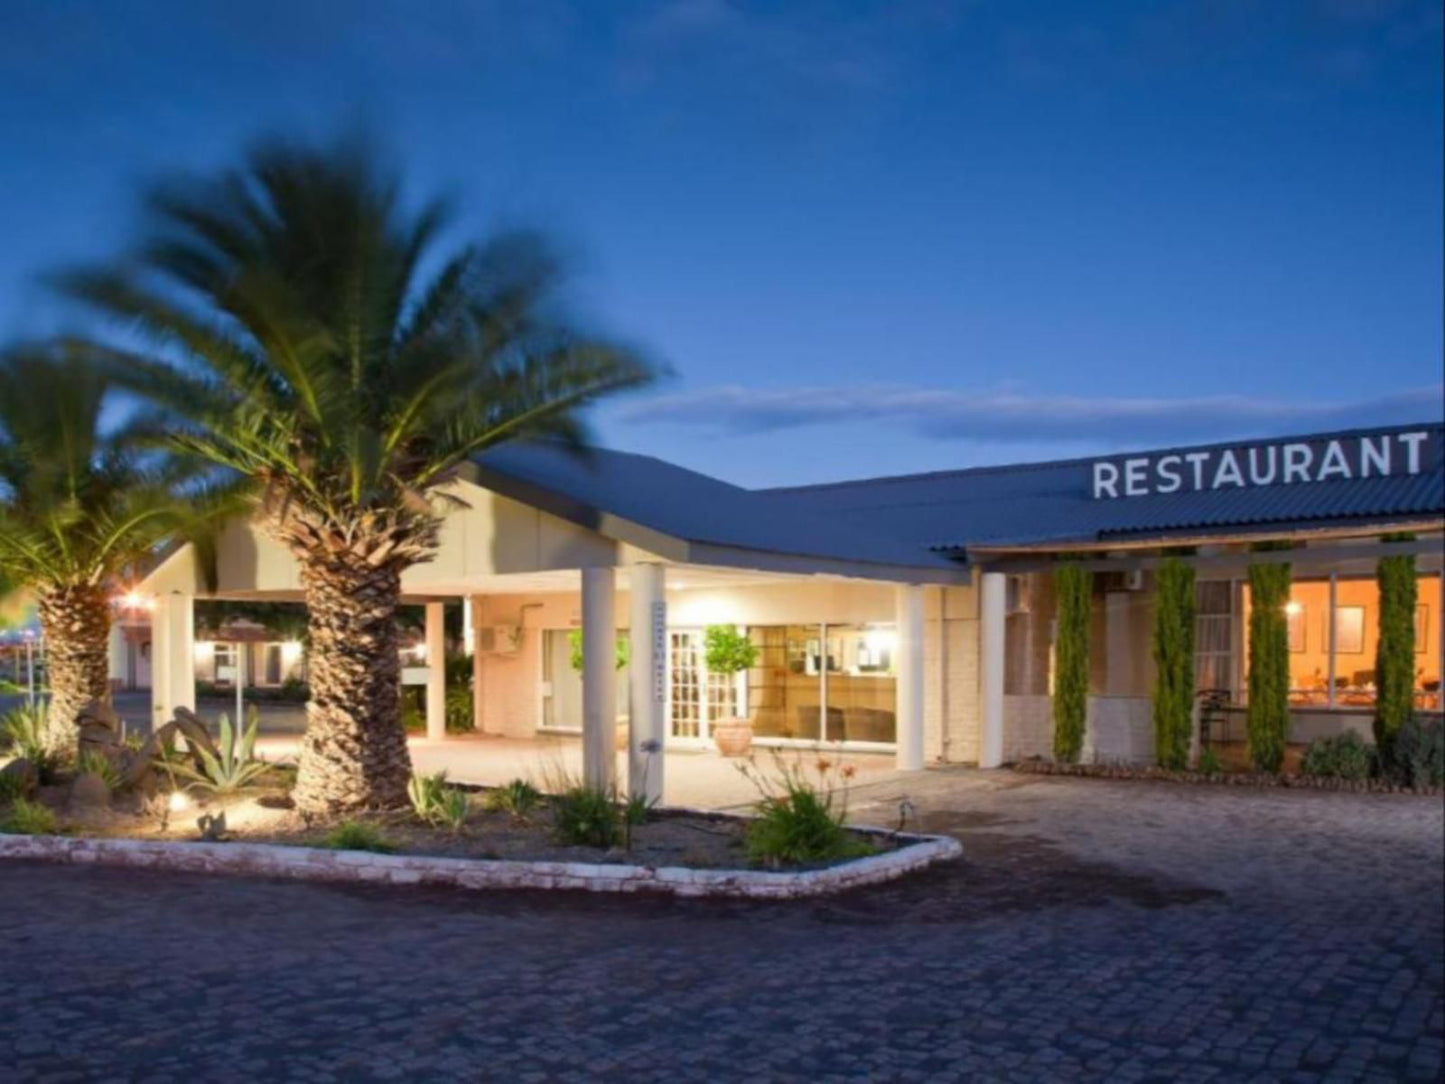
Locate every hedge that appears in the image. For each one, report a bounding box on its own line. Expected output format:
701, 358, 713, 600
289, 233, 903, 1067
1052, 562, 1092, 764
1247, 556, 1292, 772
1151, 557, 1196, 770
1374, 539, 1418, 763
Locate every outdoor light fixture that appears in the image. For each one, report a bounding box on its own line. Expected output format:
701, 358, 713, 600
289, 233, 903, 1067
1284, 601, 1304, 617
193, 641, 216, 663
281, 641, 303, 664
167, 791, 191, 814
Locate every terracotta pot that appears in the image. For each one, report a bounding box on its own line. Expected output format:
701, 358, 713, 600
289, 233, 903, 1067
712, 718, 754, 758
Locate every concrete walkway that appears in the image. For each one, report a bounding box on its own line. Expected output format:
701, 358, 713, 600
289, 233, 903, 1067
257, 731, 906, 811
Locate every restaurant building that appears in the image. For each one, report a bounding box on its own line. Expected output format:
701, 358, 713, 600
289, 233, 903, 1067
136, 421, 1444, 797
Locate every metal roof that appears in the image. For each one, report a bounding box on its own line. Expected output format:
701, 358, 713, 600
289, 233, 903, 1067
760, 421, 1445, 553
469, 443, 962, 575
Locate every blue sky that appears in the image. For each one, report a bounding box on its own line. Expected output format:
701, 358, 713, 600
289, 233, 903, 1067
1, 0, 1440, 486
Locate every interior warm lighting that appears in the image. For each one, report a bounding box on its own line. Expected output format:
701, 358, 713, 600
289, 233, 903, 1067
863, 628, 897, 653
167, 791, 191, 813
1284, 601, 1304, 616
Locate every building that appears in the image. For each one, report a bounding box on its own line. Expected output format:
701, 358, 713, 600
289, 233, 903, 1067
134, 421, 1444, 797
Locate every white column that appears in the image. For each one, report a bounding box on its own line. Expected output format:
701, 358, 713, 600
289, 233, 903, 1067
462, 598, 475, 656
151, 591, 195, 725
107, 619, 126, 692
581, 566, 617, 790
628, 563, 667, 802
895, 584, 925, 771
979, 572, 1006, 768
425, 601, 447, 741
469, 595, 486, 735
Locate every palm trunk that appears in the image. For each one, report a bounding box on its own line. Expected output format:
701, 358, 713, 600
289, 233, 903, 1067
290, 551, 413, 814
36, 582, 112, 745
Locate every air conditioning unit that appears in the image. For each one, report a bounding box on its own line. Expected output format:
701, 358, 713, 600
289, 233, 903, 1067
477, 624, 522, 656
1099, 569, 1146, 593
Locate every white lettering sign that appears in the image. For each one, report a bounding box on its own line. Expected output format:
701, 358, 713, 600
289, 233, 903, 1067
650, 601, 667, 706
1090, 429, 1440, 499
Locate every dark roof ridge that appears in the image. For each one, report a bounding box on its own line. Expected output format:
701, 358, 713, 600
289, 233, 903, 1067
757, 419, 1445, 495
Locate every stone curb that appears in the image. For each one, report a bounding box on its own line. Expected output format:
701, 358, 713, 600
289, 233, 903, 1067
0, 827, 962, 900
1012, 760, 1443, 796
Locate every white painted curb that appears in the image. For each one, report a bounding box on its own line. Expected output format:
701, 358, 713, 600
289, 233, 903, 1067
0, 828, 962, 899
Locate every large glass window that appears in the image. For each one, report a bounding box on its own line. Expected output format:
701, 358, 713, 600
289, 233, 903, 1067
748, 625, 822, 740
1239, 573, 1443, 711
1194, 581, 1235, 694
746, 623, 896, 744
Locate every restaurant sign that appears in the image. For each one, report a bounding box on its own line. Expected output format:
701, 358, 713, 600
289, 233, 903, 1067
1091, 427, 1442, 500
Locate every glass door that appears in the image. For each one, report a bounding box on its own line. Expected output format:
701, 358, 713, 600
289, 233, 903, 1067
669, 630, 704, 740
668, 628, 747, 742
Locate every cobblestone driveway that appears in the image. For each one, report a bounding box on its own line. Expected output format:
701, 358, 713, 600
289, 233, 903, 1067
1, 773, 1440, 1082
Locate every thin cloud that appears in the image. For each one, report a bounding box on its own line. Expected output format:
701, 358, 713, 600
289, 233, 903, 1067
618, 383, 1445, 445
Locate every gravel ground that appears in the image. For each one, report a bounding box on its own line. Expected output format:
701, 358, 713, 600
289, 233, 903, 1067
0, 770, 1440, 1082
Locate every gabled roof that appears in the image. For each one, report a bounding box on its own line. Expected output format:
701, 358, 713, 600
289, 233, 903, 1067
467, 443, 964, 578
759, 422, 1445, 553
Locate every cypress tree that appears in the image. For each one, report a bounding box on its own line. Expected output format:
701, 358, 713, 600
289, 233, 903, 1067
1053, 562, 1092, 763
1152, 557, 1197, 770
1247, 551, 1292, 772
1374, 534, 1418, 764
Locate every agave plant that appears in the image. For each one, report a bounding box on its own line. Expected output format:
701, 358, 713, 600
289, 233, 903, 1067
168, 709, 270, 797
62, 135, 656, 813
1, 702, 63, 776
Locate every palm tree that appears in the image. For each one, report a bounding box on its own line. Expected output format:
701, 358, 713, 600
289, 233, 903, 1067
0, 346, 225, 742
62, 137, 656, 814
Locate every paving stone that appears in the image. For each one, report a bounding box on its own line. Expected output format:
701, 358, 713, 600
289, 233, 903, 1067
0, 774, 1439, 1081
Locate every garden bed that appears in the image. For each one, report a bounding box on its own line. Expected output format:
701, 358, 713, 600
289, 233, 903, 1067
0, 779, 961, 899
1012, 758, 1443, 795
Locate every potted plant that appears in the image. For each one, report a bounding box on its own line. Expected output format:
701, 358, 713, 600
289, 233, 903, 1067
706, 624, 759, 757
568, 630, 630, 750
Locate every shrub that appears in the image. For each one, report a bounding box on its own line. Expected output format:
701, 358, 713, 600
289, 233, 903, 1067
445, 685, 474, 733
1, 797, 58, 835
76, 750, 123, 791
168, 709, 270, 796
322, 820, 393, 852
567, 630, 630, 672
401, 690, 425, 733
2, 702, 63, 777
737, 753, 872, 868
1300, 731, 1376, 781
0, 771, 30, 803
484, 778, 543, 819
1052, 563, 1092, 764
1374, 544, 1418, 762
1386, 714, 1444, 788
1196, 746, 1224, 775
1151, 557, 1196, 770
1247, 555, 1292, 772
407, 770, 448, 820
552, 782, 622, 848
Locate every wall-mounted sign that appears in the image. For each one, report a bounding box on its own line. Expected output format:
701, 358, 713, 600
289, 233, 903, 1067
651, 600, 667, 705
1091, 428, 1441, 500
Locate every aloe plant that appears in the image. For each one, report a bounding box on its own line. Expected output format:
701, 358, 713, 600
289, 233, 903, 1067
169, 709, 270, 797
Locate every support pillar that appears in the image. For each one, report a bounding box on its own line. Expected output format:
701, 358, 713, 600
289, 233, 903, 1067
979, 572, 1006, 768
425, 601, 447, 741
895, 583, 925, 771
107, 619, 126, 693
151, 590, 195, 727
581, 566, 617, 790
628, 563, 667, 802
469, 595, 486, 734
